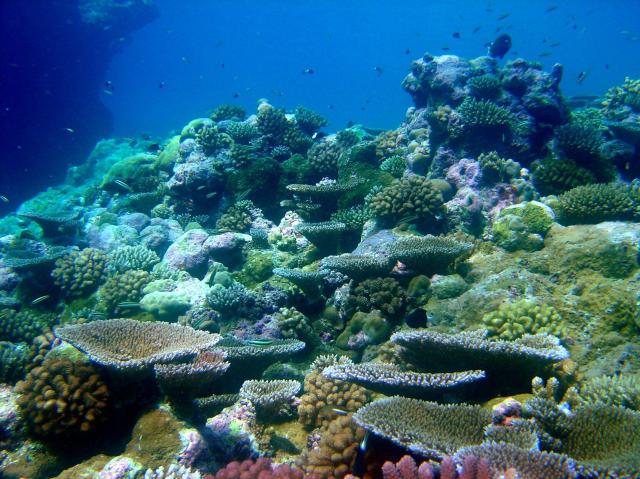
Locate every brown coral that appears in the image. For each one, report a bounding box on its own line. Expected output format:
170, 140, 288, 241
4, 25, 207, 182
15, 356, 110, 438
298, 355, 370, 429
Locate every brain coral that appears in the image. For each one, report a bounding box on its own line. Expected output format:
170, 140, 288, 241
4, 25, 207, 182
368, 175, 445, 227
52, 248, 108, 298
482, 299, 566, 340
298, 355, 370, 429
15, 356, 110, 438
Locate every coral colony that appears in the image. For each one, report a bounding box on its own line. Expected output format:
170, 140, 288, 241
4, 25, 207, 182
2, 41, 640, 479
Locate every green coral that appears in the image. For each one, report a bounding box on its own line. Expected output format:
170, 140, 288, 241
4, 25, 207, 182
100, 153, 160, 193
566, 374, 640, 411
482, 299, 566, 340
226, 122, 259, 145
283, 126, 313, 154
330, 205, 371, 231
109, 245, 159, 273
294, 105, 327, 134
602, 77, 640, 117
368, 175, 445, 227
51, 248, 108, 298
336, 310, 392, 350
555, 121, 610, 179
0, 341, 28, 384
346, 277, 407, 319
478, 151, 519, 184
492, 201, 554, 251
274, 307, 318, 345
98, 269, 150, 315
256, 105, 290, 143
196, 125, 232, 155
467, 74, 501, 100
379, 155, 407, 178
216, 200, 256, 232
211, 104, 246, 122
388, 235, 473, 275
307, 139, 342, 175
458, 97, 514, 131
556, 183, 639, 225
0, 308, 55, 343
532, 156, 597, 195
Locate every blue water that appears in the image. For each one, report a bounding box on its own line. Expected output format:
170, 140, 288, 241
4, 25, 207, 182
1, 0, 640, 213
106, 0, 640, 136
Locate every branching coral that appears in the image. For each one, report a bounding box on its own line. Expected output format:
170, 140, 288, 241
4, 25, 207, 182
388, 235, 473, 275
457, 98, 514, 133
481, 300, 566, 340
154, 349, 229, 398
295, 221, 346, 252
55, 319, 223, 371
353, 396, 491, 459
346, 277, 407, 318
320, 254, 393, 280
239, 379, 301, 419
211, 104, 246, 122
196, 125, 232, 155
298, 355, 370, 429
216, 200, 256, 232
0, 308, 55, 343
109, 245, 159, 273
565, 374, 640, 411
531, 156, 596, 195
15, 356, 110, 438
0, 341, 28, 384
307, 139, 342, 175
556, 183, 639, 225
294, 105, 327, 134
52, 248, 108, 298
467, 74, 502, 100
256, 105, 290, 143
368, 175, 445, 227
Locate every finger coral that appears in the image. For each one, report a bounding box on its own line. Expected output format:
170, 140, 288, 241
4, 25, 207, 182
109, 245, 159, 273
481, 299, 566, 340
52, 247, 108, 298
98, 269, 151, 315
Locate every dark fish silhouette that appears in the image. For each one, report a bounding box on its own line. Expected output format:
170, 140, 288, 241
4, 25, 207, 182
404, 48, 411, 54
472, 26, 481, 34
487, 33, 512, 58
452, 31, 461, 38
232, 92, 240, 98
545, 5, 558, 12
302, 67, 315, 75
577, 71, 589, 84
497, 12, 510, 21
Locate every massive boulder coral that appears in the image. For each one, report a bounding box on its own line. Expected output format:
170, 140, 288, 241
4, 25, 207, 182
298, 355, 370, 429
51, 248, 108, 298
15, 355, 110, 439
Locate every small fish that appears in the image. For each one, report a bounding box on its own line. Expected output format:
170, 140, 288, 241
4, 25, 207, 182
232, 92, 240, 98
577, 71, 589, 84
497, 12, 511, 21
373, 66, 383, 76
114, 179, 132, 191
331, 408, 348, 416
181, 56, 190, 64
538, 52, 552, 57
158, 81, 166, 88
31, 295, 50, 305
312, 132, 320, 139
0, 195, 9, 203
328, 104, 335, 110
206, 192, 217, 199
246, 339, 273, 346
452, 31, 461, 38
103, 80, 114, 95
549, 42, 561, 47
64, 127, 75, 133
404, 48, 411, 54
472, 26, 481, 34
604, 64, 610, 70
545, 5, 558, 12
302, 67, 315, 75
441, 45, 451, 51
220, 63, 225, 68
197, 185, 207, 191
487, 33, 512, 59
359, 431, 370, 452
117, 302, 141, 309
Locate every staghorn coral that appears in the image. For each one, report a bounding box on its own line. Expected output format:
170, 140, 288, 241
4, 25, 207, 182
294, 105, 328, 135
346, 277, 407, 318
353, 396, 491, 459
330, 205, 371, 231
0, 308, 55, 343
481, 299, 566, 340
239, 379, 301, 419
0, 341, 28, 384
51, 248, 108, 298
467, 74, 502, 100
109, 245, 159, 273
388, 235, 473, 275
565, 374, 640, 411
15, 356, 110, 439
457, 98, 514, 133
154, 349, 229, 398
454, 443, 577, 479
556, 183, 639, 225
322, 361, 485, 399
531, 156, 597, 195
298, 355, 370, 429
320, 254, 392, 280
211, 104, 246, 122
368, 175, 445, 227
298, 414, 365, 479
98, 269, 151, 315
55, 319, 223, 371
307, 139, 342, 175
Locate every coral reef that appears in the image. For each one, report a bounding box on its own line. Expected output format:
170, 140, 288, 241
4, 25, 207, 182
52, 248, 108, 298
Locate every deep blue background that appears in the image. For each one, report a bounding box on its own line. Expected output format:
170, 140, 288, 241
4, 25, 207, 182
1, 0, 640, 215
106, 0, 640, 136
